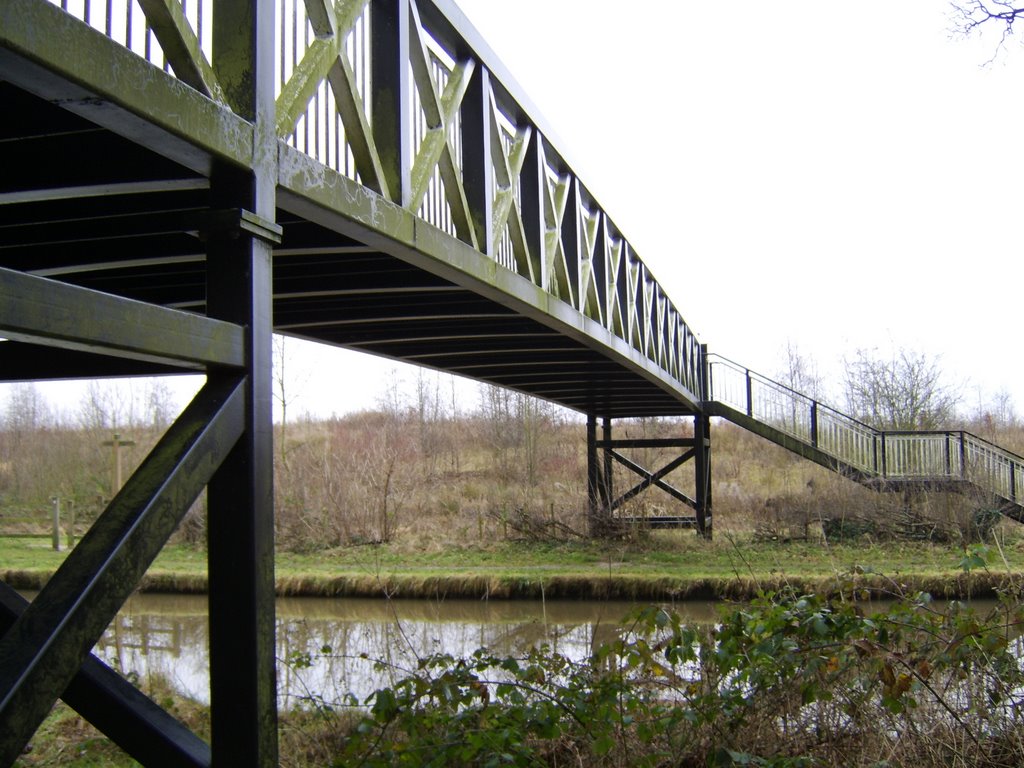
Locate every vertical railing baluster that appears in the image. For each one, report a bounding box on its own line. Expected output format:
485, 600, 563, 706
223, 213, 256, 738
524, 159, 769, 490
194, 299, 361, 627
745, 368, 753, 418
461, 65, 493, 256
196, 0, 204, 60
810, 400, 818, 447
371, 0, 411, 206
959, 431, 967, 479
278, 0, 286, 101
125, 0, 133, 53
311, 13, 319, 162
291, 0, 298, 145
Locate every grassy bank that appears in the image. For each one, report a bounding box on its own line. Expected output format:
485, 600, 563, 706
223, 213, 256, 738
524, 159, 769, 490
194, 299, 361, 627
5, 531, 1024, 601
16, 581, 1024, 768
9, 534, 1024, 767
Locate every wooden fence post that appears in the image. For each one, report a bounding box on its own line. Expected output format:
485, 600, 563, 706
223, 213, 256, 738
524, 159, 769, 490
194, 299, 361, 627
50, 497, 60, 552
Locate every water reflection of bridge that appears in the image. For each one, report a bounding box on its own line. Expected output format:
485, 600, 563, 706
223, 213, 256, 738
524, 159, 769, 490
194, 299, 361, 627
100, 615, 187, 661
2, 0, 1023, 764
89, 594, 646, 709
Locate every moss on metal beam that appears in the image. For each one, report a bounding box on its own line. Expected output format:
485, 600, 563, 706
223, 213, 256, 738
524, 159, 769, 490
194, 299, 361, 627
0, 0, 252, 172
276, 144, 701, 412
0, 267, 245, 369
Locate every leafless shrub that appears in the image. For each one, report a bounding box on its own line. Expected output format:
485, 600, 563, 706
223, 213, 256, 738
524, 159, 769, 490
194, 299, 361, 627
2, 377, 1022, 552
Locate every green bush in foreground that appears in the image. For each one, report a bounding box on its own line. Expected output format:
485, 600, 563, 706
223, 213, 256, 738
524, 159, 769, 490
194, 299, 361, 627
285, 561, 1024, 767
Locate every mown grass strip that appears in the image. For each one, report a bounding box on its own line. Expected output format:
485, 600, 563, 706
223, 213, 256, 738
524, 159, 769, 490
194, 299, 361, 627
5, 534, 1023, 602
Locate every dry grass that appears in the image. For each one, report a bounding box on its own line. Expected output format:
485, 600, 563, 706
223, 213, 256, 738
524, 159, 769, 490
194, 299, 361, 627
2, 408, 1021, 555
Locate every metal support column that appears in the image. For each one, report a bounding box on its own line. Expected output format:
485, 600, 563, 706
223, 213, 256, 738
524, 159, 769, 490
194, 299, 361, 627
587, 413, 601, 536
205, 189, 279, 768
696, 343, 713, 538
694, 413, 712, 539
601, 418, 613, 510
207, 0, 279, 762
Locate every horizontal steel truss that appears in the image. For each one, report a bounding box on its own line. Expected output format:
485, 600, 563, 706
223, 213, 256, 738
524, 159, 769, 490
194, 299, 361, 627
586, 415, 712, 537
0, 267, 244, 372
5, 0, 705, 406
267, 0, 703, 398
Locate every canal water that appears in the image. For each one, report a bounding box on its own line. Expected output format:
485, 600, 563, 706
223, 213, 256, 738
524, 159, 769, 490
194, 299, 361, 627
88, 594, 723, 709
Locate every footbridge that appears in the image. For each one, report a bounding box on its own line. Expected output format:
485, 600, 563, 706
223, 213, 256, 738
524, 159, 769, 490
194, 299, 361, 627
0, 0, 1018, 764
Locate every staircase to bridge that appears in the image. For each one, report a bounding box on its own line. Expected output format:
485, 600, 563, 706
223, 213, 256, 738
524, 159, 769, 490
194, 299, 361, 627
705, 356, 1024, 521
0, 0, 1021, 764
604, 355, 1024, 531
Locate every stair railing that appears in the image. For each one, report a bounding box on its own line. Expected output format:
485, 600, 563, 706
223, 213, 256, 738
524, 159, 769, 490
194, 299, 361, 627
707, 354, 1023, 506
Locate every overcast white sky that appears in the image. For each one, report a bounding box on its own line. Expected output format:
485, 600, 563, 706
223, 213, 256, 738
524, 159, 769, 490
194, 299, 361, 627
6, 0, 1023, 422
451, 0, 1024, 412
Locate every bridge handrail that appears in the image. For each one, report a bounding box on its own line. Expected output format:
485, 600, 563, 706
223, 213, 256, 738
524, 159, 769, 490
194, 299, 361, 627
40, 0, 706, 403
707, 354, 1023, 506
707, 353, 878, 472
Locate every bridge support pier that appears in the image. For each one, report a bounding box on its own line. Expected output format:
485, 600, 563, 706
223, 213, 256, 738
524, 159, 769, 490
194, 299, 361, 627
694, 413, 712, 538
205, 175, 279, 766
586, 415, 712, 538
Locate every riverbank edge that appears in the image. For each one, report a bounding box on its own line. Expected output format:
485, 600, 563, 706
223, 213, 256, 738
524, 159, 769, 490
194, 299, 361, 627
4, 567, 1017, 602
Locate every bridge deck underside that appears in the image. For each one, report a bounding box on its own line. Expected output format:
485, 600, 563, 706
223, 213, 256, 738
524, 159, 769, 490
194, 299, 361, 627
1, 82, 693, 419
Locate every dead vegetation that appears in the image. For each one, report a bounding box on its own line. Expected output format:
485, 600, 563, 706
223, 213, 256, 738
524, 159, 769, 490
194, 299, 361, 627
0, 379, 1021, 553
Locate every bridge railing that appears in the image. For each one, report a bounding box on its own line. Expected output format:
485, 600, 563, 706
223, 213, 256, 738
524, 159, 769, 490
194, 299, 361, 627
43, 0, 706, 401
707, 354, 877, 473
707, 354, 1023, 506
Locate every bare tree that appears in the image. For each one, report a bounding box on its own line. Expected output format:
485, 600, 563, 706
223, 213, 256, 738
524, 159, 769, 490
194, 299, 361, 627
478, 382, 516, 477
79, 380, 136, 432
950, 1, 1024, 59
145, 380, 177, 430
514, 391, 551, 486
843, 347, 961, 430
477, 382, 556, 484
776, 341, 823, 400
3, 383, 49, 436
273, 334, 305, 469
413, 367, 445, 474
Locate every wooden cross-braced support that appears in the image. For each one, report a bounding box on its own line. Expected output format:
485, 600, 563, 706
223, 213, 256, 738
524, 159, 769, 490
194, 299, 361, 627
0, 582, 211, 767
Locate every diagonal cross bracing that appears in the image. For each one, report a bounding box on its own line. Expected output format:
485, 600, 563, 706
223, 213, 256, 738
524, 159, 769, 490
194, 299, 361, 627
0, 377, 246, 765
609, 448, 697, 510
0, 583, 211, 768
